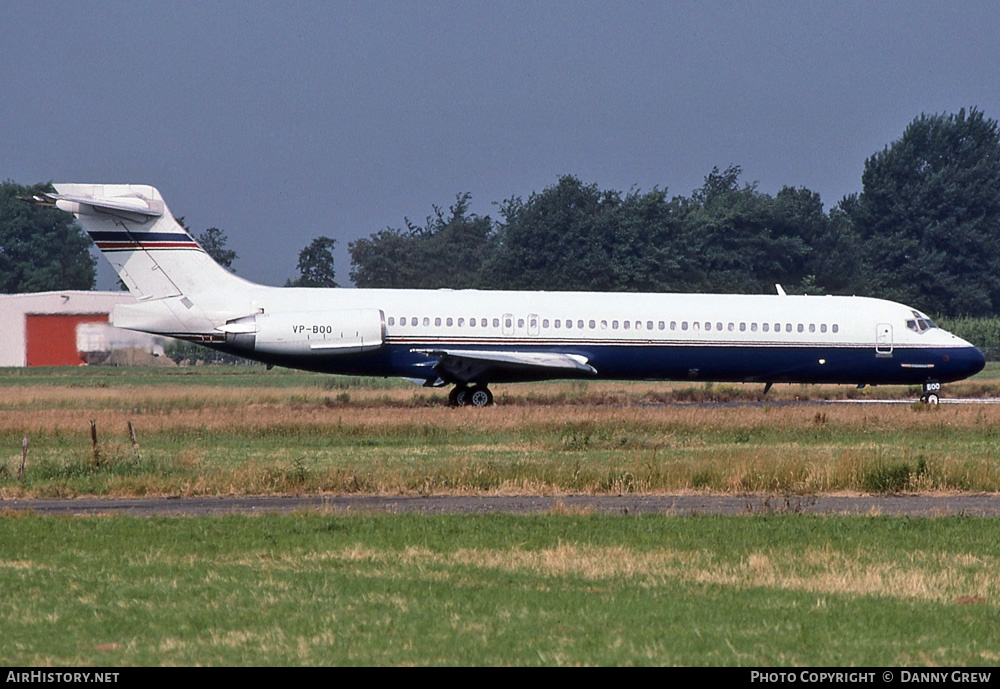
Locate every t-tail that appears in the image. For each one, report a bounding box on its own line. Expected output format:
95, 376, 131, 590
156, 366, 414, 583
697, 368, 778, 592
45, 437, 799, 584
28, 184, 255, 338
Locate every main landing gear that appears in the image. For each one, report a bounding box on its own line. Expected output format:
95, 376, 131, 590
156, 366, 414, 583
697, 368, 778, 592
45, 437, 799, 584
448, 384, 494, 407
919, 380, 942, 405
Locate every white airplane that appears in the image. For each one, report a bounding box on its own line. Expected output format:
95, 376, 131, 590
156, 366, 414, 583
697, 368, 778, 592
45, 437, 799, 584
30, 184, 985, 405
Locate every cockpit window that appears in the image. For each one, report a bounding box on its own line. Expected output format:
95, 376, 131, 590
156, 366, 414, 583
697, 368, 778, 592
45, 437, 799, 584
906, 311, 937, 333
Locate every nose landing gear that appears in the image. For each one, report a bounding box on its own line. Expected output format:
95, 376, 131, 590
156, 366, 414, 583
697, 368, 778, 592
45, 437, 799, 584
919, 380, 941, 405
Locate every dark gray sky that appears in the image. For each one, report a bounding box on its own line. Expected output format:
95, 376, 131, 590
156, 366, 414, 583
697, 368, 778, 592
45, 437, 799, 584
4, 1, 1000, 289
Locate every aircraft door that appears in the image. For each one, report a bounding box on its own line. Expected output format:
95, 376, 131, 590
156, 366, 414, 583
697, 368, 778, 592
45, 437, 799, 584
876, 323, 893, 356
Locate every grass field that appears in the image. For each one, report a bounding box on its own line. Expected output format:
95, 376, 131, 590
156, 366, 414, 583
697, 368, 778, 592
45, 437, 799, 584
3, 366, 1000, 666
4, 365, 1000, 497
1, 513, 998, 666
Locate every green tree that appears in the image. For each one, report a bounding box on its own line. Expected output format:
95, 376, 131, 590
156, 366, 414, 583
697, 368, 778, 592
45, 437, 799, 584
610, 187, 689, 292
348, 227, 420, 288
350, 194, 495, 288
678, 167, 814, 294
196, 227, 238, 272
0, 181, 95, 293
849, 108, 1000, 316
288, 236, 338, 287
488, 176, 622, 290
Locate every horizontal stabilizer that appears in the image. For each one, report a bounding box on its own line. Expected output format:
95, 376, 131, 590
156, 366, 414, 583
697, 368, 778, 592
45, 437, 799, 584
29, 190, 164, 221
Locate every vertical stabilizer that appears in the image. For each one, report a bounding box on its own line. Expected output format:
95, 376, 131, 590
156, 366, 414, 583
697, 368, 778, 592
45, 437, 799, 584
46, 184, 251, 301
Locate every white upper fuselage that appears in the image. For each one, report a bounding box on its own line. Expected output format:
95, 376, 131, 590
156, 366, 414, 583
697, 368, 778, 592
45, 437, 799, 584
203, 285, 967, 352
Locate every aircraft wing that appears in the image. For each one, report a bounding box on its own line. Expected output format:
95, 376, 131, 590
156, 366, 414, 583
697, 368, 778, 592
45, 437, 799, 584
411, 348, 597, 385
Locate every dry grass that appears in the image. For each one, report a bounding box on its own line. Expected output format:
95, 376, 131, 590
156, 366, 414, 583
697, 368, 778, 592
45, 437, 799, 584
5, 388, 1000, 431
6, 377, 1000, 497
225, 543, 1000, 605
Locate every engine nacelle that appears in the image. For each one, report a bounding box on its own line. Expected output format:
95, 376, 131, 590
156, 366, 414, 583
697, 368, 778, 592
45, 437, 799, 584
222, 308, 385, 356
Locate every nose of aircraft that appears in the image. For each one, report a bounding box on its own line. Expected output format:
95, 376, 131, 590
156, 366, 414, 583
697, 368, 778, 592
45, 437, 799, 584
955, 344, 987, 380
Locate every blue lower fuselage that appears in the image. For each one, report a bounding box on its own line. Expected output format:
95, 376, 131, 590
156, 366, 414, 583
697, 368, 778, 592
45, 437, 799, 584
225, 341, 986, 387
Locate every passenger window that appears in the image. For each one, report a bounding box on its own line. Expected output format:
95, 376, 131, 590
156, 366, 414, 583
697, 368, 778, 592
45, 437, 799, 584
504, 318, 512, 328
543, 319, 550, 328
762, 323, 769, 332
577, 320, 584, 329
470, 318, 476, 327
493, 318, 499, 327
739, 323, 746, 332
625, 321, 632, 330
774, 323, 780, 332
785, 324, 792, 332
458, 318, 465, 327
647, 321, 654, 330
601, 320, 608, 329
809, 324, 815, 333
435, 317, 441, 326
832, 324, 839, 333
716, 322, 723, 331
589, 320, 596, 329
820, 324, 827, 333
751, 323, 757, 332
658, 321, 665, 330
530, 317, 538, 329
555, 319, 561, 328
518, 318, 525, 328
705, 322, 712, 331
682, 322, 688, 331
447, 317, 454, 327
421, 317, 428, 326
388, 317, 395, 326
728, 323, 735, 332
670, 321, 677, 330
797, 324, 804, 333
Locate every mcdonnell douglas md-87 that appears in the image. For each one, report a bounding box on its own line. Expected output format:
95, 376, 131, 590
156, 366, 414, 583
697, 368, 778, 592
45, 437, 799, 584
28, 184, 985, 405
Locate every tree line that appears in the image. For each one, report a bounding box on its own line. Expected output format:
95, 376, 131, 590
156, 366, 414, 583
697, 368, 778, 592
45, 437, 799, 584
4, 108, 1000, 318
350, 108, 1000, 319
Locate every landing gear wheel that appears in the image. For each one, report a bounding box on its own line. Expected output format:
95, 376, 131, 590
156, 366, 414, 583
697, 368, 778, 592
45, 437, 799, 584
449, 386, 470, 407
469, 385, 494, 407
921, 381, 942, 405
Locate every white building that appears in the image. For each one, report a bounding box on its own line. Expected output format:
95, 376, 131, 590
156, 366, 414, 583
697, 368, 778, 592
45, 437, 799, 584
0, 291, 163, 366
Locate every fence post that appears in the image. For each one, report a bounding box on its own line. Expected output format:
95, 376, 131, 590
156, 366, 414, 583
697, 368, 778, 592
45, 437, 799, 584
17, 435, 28, 480
128, 420, 141, 465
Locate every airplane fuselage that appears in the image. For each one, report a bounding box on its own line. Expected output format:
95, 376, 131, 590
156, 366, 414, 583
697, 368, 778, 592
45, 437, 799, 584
189, 286, 985, 387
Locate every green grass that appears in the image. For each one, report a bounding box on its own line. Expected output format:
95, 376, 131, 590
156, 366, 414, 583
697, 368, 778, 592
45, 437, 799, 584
0, 514, 997, 666
0, 365, 408, 389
